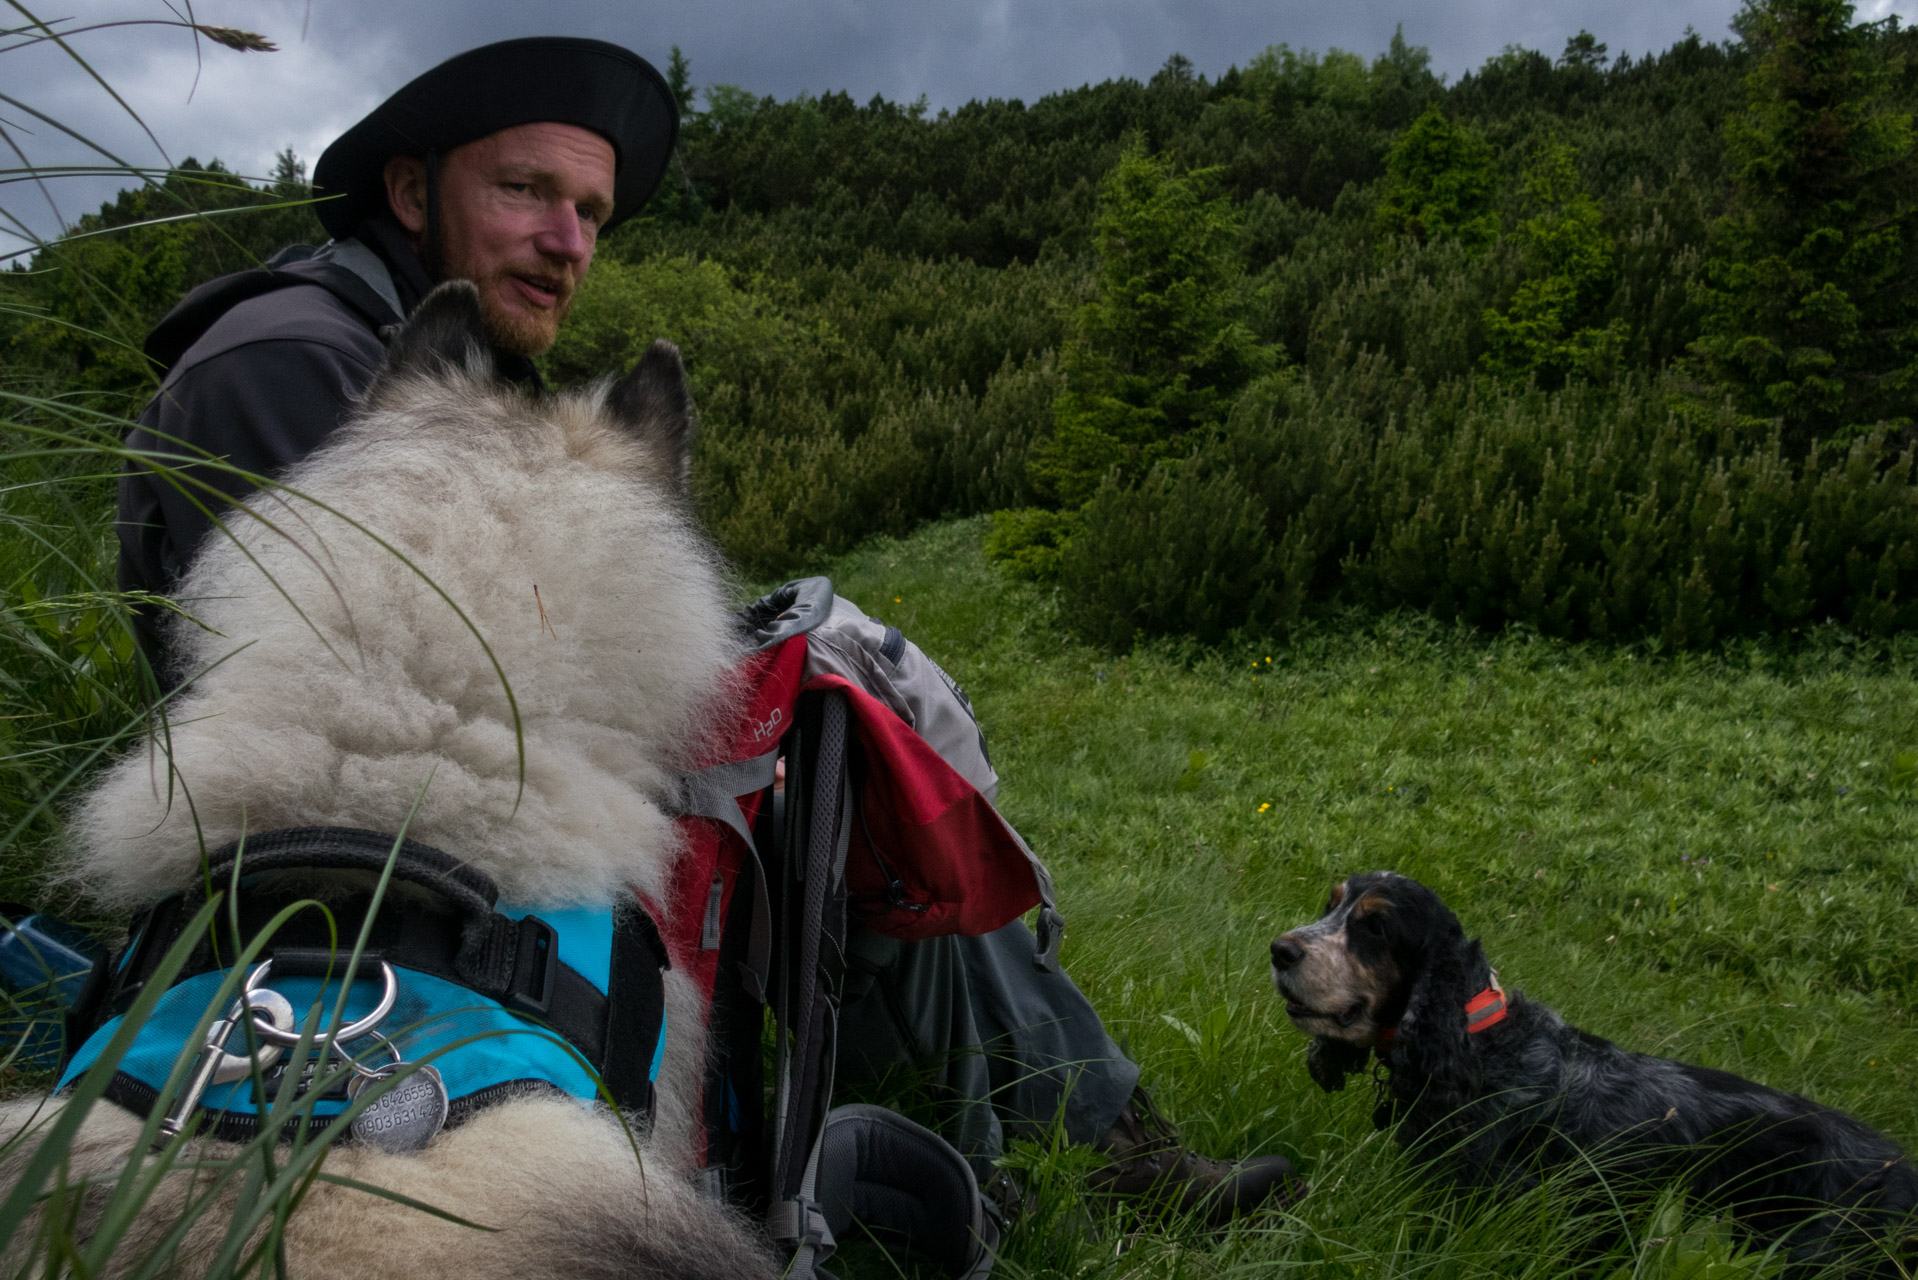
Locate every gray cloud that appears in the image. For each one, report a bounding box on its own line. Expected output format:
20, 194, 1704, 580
6, 0, 1914, 252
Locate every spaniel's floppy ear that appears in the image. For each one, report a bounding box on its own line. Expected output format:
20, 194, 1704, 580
1391, 919, 1480, 1108
1307, 1037, 1372, 1092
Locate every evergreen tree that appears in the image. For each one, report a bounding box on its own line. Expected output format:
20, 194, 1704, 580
1153, 52, 1198, 91
1690, 0, 1918, 450
1369, 26, 1443, 128
1559, 30, 1609, 70
269, 148, 307, 191
1029, 138, 1273, 507
1482, 139, 1628, 384
666, 46, 697, 118
1374, 104, 1498, 249
642, 47, 705, 224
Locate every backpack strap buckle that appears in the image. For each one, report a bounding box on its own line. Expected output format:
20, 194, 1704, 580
502, 915, 558, 1018
767, 1195, 834, 1250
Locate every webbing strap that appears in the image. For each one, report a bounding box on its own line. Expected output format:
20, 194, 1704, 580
778, 1133, 838, 1280
677, 750, 780, 852
1464, 973, 1508, 1033
85, 828, 661, 1085
766, 1197, 832, 1246
1002, 826, 1066, 972
768, 1192, 835, 1278
676, 749, 779, 1002
779, 1020, 841, 1279
770, 693, 853, 1272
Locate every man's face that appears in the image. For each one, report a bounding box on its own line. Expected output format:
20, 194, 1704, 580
385, 122, 615, 356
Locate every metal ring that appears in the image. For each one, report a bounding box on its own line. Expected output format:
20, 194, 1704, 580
339, 1029, 406, 1081
242, 958, 399, 1047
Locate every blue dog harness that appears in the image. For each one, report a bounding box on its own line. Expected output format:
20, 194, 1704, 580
61, 829, 670, 1145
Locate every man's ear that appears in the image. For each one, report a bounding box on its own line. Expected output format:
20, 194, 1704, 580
607, 339, 694, 496
370, 282, 493, 395
1307, 1037, 1371, 1092
384, 153, 428, 238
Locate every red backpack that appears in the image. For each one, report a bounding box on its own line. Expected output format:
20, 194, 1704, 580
653, 578, 1063, 1279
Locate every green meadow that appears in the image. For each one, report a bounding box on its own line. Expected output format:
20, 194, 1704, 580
819, 516, 1918, 1277
3, 485, 1915, 1275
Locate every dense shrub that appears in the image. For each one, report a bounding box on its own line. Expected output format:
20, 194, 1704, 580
546, 246, 1073, 572
1060, 370, 1918, 648
1059, 450, 1280, 648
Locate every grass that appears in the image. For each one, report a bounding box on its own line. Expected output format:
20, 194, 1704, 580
1, 412, 1913, 1275
1, 420, 1913, 1273
811, 515, 1918, 1278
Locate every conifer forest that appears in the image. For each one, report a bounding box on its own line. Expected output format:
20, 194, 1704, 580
9, 0, 1918, 657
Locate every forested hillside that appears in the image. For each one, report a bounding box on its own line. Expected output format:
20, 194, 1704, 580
6, 0, 1917, 656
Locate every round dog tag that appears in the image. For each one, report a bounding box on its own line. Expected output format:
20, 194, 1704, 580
347, 1063, 448, 1153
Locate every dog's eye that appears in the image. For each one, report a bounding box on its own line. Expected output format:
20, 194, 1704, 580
1351, 912, 1386, 935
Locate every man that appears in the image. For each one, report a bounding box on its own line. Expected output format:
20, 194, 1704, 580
117, 36, 1295, 1226
120, 37, 660, 630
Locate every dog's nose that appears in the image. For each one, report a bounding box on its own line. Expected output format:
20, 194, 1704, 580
1271, 936, 1305, 970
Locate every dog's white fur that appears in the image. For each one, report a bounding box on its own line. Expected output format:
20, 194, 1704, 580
3, 285, 772, 1280
70, 343, 734, 914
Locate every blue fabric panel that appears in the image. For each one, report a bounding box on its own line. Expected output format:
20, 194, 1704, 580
59, 965, 602, 1116
500, 902, 613, 993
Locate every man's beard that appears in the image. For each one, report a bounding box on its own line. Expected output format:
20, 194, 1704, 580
475, 264, 571, 355
444, 256, 572, 356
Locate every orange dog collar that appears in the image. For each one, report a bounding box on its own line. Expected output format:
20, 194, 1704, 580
1377, 972, 1506, 1054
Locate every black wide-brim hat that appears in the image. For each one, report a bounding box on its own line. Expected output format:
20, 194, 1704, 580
313, 36, 678, 240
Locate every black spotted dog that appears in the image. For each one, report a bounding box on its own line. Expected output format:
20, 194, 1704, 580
1271, 871, 1917, 1273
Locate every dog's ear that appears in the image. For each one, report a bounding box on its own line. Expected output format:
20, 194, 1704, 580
1307, 1037, 1371, 1092
607, 339, 694, 496
1392, 919, 1478, 1108
371, 281, 494, 394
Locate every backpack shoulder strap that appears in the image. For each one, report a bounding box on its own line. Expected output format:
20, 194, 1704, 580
142, 246, 405, 379
716, 672, 1001, 1278
767, 689, 854, 1277
602, 903, 672, 1118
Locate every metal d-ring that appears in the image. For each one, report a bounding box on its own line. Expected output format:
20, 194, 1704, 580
241, 957, 399, 1048
339, 1028, 406, 1081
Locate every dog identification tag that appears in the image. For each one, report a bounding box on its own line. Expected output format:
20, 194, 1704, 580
347, 1063, 448, 1153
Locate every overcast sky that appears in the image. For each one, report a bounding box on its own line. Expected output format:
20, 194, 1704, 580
5, 0, 1915, 254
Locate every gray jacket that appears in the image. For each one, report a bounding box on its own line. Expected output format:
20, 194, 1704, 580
116, 225, 536, 673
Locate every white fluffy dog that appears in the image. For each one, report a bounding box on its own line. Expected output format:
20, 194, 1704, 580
3, 283, 774, 1280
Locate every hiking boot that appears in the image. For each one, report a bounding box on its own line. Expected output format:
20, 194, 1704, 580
1087, 1086, 1304, 1225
